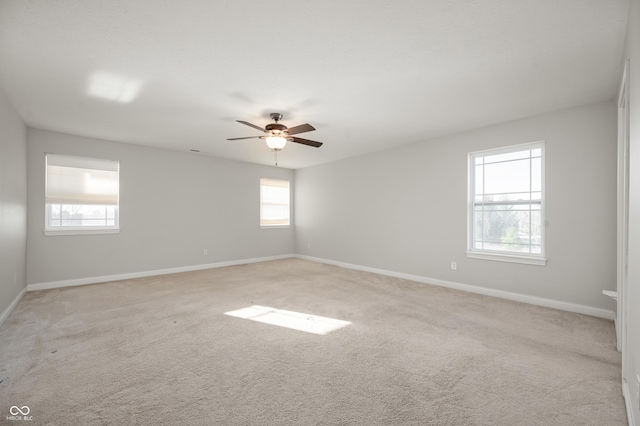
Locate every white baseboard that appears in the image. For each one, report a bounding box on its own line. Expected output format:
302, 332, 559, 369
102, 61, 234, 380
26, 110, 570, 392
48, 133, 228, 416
295, 255, 615, 320
623, 380, 637, 426
27, 254, 295, 292
25, 253, 615, 320
0, 286, 27, 327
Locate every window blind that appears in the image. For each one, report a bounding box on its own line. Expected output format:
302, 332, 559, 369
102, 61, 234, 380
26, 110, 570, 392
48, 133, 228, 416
260, 178, 290, 227
45, 153, 119, 205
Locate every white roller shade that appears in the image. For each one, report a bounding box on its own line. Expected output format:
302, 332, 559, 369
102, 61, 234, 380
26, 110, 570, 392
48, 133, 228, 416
46, 153, 119, 205
260, 178, 290, 227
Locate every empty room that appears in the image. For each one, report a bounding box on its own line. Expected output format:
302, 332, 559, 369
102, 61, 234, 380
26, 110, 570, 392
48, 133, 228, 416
1, 1, 639, 425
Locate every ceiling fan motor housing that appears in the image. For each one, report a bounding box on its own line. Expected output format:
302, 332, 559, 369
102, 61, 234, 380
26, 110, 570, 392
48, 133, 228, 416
265, 123, 288, 135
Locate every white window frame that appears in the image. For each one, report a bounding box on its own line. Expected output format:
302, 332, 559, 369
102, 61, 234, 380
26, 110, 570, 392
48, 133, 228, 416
467, 142, 546, 266
260, 178, 290, 229
44, 153, 120, 236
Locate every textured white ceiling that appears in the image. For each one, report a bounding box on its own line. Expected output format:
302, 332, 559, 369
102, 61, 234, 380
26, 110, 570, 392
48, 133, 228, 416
0, 0, 630, 169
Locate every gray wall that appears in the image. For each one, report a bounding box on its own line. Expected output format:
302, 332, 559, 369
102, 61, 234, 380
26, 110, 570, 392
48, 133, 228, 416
295, 101, 617, 311
26, 129, 294, 285
622, 0, 640, 422
0, 89, 27, 317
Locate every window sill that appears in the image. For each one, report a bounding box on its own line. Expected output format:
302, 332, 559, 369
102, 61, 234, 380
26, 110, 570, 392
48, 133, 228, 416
466, 251, 547, 266
260, 225, 290, 230
44, 228, 120, 236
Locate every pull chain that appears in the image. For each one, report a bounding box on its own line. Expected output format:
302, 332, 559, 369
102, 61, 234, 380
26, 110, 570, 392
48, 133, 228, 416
274, 149, 279, 167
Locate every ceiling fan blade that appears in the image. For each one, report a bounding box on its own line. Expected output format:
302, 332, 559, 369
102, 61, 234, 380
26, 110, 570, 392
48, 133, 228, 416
286, 123, 316, 135
236, 120, 265, 132
291, 136, 323, 148
227, 136, 262, 140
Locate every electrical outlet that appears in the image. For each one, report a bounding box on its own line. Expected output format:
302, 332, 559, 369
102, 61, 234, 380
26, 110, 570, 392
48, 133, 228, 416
13, 272, 17, 284
203, 249, 208, 255
307, 243, 311, 249
451, 262, 457, 270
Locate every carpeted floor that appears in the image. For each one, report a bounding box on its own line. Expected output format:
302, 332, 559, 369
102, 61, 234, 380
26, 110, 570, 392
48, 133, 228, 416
0, 258, 627, 425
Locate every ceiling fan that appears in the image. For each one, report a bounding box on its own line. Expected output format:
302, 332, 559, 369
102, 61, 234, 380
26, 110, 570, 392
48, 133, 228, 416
227, 113, 323, 151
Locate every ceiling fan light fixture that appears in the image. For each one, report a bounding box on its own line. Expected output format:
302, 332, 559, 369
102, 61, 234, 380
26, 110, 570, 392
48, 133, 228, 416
266, 136, 287, 150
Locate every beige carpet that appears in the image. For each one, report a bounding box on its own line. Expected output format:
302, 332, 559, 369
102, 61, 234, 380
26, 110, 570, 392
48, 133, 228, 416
0, 259, 626, 425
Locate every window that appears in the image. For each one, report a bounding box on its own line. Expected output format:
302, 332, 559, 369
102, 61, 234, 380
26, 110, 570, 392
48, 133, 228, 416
260, 178, 290, 228
45, 153, 120, 235
467, 142, 546, 265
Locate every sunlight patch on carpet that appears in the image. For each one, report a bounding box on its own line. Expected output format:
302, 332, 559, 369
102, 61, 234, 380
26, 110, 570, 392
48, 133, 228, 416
224, 305, 351, 335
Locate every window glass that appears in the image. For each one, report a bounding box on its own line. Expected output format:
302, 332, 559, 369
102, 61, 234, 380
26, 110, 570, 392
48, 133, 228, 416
468, 143, 545, 262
